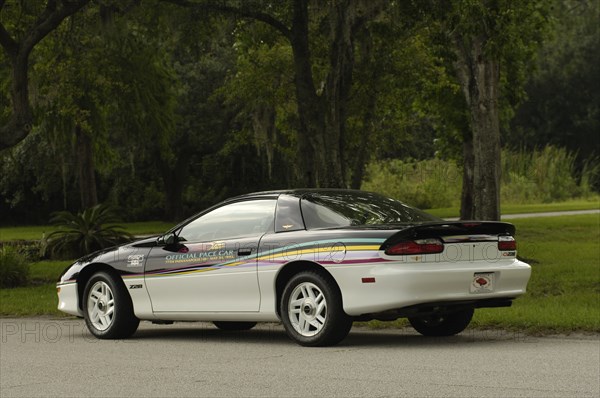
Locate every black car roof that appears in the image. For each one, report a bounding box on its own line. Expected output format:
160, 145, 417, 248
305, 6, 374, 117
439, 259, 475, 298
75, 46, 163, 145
227, 188, 366, 201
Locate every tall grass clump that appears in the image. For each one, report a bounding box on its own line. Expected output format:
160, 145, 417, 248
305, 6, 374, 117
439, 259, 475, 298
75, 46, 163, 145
44, 204, 133, 259
362, 146, 598, 207
0, 246, 30, 288
361, 158, 462, 209
502, 146, 598, 203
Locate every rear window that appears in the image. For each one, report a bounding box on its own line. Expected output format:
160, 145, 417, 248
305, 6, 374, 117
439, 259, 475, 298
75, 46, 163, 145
300, 191, 440, 229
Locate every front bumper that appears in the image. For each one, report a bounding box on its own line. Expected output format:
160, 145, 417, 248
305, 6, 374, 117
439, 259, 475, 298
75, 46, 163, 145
57, 282, 83, 317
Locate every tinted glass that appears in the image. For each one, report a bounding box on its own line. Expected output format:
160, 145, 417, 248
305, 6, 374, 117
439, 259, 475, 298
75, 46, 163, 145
301, 191, 440, 229
178, 200, 276, 242
275, 195, 305, 232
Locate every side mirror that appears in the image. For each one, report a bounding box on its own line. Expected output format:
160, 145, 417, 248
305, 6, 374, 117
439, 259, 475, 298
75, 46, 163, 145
159, 233, 177, 245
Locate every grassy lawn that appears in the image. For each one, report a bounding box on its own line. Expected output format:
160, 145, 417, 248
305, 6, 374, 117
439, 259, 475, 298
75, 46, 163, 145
469, 214, 600, 333
1, 214, 599, 334
2, 198, 597, 241
0, 221, 175, 242
427, 197, 600, 218
0, 261, 71, 316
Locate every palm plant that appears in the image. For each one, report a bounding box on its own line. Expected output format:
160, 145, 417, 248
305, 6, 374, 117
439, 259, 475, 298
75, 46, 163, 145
45, 204, 133, 259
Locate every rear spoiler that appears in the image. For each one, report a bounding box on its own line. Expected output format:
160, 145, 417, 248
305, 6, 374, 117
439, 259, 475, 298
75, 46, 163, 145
380, 221, 516, 251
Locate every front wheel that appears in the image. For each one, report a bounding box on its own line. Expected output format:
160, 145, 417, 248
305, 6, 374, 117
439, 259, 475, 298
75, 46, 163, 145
280, 271, 352, 347
83, 271, 139, 339
409, 308, 474, 336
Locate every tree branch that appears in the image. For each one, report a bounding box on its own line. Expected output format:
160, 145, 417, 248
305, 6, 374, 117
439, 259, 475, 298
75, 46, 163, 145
0, 21, 18, 57
21, 0, 90, 56
0, 0, 92, 151
162, 0, 292, 40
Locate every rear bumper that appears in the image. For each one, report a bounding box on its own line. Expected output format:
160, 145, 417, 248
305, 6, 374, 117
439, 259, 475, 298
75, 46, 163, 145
328, 259, 531, 316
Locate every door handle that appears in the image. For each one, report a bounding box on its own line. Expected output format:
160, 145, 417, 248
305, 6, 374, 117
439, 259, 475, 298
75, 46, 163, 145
238, 248, 253, 256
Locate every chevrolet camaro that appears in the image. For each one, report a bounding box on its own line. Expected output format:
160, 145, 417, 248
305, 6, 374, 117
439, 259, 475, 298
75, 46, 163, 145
57, 189, 531, 346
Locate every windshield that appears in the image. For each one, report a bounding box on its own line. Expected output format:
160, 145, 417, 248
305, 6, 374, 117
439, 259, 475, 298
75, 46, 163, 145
300, 191, 440, 229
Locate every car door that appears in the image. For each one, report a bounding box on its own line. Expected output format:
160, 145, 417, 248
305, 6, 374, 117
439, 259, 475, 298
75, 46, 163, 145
144, 199, 277, 312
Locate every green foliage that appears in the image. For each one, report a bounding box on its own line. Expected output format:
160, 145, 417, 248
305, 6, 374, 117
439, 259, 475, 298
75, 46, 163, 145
44, 204, 132, 259
362, 158, 462, 209
363, 147, 598, 208
508, 0, 600, 193
0, 246, 30, 288
0, 0, 594, 226
502, 146, 598, 203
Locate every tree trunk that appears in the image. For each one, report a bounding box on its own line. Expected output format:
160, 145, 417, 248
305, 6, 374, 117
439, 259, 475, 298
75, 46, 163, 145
171, 0, 382, 189
460, 139, 475, 219
0, 0, 91, 150
0, 48, 33, 150
75, 125, 98, 209
453, 35, 501, 221
289, 0, 324, 187
322, 0, 356, 188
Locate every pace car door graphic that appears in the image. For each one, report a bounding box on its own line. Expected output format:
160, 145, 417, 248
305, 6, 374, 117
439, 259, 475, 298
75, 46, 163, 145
144, 236, 262, 312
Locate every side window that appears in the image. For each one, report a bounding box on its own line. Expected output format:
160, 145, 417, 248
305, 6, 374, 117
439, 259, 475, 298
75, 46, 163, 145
178, 200, 276, 242
275, 195, 305, 232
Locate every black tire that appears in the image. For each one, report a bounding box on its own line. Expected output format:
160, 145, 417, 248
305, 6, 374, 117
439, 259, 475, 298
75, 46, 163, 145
82, 271, 139, 339
409, 308, 474, 337
280, 271, 352, 347
213, 321, 257, 331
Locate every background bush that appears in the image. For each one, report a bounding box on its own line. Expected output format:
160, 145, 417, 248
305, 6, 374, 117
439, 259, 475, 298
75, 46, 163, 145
44, 204, 133, 259
0, 246, 30, 288
362, 158, 462, 209
362, 146, 598, 208
501, 146, 598, 203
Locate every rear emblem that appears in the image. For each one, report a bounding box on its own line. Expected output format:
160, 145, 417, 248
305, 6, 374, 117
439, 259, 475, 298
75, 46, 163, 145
474, 277, 489, 287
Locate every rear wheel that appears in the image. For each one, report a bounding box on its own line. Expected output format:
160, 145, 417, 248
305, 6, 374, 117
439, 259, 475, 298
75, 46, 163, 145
280, 271, 352, 347
409, 308, 474, 336
83, 271, 139, 339
213, 321, 257, 331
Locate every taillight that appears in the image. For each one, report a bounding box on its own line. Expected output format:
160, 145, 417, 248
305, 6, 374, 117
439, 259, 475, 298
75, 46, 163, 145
498, 235, 516, 251
385, 238, 444, 255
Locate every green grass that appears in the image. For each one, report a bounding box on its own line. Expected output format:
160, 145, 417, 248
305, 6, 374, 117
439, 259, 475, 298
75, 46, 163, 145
0, 284, 61, 316
0, 260, 72, 316
0, 225, 55, 241
0, 221, 175, 242
29, 260, 72, 283
427, 197, 600, 218
1, 215, 599, 334
470, 214, 600, 333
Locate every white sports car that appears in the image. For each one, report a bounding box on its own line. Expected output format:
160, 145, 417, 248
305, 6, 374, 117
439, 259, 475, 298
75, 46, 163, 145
57, 190, 531, 346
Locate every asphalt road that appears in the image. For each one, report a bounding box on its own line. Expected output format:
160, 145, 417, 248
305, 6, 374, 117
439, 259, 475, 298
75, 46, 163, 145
1, 318, 598, 398
444, 208, 600, 221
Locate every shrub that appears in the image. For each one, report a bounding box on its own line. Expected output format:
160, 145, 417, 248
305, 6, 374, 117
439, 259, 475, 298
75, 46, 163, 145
361, 158, 462, 209
501, 146, 598, 203
362, 146, 598, 208
0, 246, 30, 288
44, 204, 133, 259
